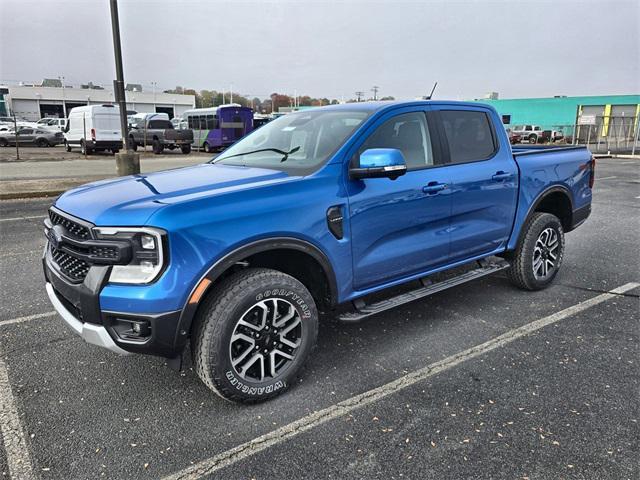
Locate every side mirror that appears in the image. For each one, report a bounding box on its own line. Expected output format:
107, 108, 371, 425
350, 148, 407, 180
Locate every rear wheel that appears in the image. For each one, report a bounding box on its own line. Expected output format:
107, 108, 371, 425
152, 138, 164, 154
181, 144, 191, 154
0, 138, 8, 147
36, 138, 48, 147
80, 139, 92, 155
192, 268, 318, 403
528, 134, 537, 144
507, 212, 565, 290
204, 142, 213, 153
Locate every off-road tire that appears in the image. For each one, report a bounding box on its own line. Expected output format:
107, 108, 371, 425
152, 138, 164, 154
192, 268, 318, 403
507, 212, 565, 291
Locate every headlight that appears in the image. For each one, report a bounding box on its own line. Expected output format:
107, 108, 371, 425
93, 227, 166, 284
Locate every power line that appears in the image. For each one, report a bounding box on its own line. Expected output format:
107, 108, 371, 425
371, 85, 379, 101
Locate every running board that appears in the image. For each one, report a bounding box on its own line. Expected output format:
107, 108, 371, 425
337, 260, 510, 323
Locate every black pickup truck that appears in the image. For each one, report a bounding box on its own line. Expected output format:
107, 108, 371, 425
128, 116, 193, 154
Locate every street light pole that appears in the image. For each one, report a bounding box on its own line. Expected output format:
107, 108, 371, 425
109, 0, 139, 175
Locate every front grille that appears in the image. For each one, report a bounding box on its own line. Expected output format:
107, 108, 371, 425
49, 209, 91, 240
47, 208, 93, 282
51, 245, 91, 282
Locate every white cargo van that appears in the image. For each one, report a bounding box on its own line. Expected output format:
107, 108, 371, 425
64, 105, 122, 155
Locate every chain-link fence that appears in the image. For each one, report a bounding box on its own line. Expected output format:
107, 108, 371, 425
514, 115, 639, 155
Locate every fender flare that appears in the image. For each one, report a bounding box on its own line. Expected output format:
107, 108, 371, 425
509, 185, 574, 251
174, 237, 339, 346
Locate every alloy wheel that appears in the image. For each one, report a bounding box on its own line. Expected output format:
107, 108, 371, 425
532, 227, 559, 280
229, 298, 303, 382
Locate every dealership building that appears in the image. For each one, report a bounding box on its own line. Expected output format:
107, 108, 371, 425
475, 94, 640, 140
0, 82, 195, 121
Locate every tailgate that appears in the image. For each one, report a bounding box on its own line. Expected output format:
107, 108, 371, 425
164, 129, 193, 142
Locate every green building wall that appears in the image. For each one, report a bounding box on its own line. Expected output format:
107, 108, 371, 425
473, 95, 640, 130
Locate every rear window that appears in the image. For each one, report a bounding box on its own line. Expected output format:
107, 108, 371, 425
440, 110, 496, 164
148, 120, 173, 129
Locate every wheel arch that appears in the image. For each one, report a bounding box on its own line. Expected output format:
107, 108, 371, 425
176, 237, 339, 343
510, 185, 574, 252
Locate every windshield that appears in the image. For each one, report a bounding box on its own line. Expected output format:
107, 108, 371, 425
214, 109, 371, 175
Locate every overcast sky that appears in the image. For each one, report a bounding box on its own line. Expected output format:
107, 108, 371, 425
1, 0, 638, 100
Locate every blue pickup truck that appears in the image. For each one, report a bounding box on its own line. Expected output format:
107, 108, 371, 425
43, 101, 594, 403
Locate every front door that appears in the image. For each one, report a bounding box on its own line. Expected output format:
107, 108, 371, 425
348, 109, 452, 290
434, 107, 518, 261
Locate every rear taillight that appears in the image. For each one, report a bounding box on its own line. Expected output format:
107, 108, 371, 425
589, 156, 596, 189
90, 128, 96, 141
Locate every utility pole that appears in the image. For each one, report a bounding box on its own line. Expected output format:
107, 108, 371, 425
109, 0, 139, 175
355, 91, 364, 102
59, 76, 67, 117
151, 81, 157, 111
371, 85, 379, 101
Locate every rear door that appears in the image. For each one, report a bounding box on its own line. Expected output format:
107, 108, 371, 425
93, 113, 121, 142
433, 106, 518, 261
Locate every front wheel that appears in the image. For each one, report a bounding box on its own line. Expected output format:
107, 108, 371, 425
528, 134, 537, 144
181, 144, 191, 154
192, 268, 318, 403
507, 212, 565, 291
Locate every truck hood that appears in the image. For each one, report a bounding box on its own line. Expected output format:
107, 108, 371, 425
55, 163, 291, 226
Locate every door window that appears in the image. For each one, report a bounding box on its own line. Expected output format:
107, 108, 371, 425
359, 112, 434, 170
440, 110, 496, 164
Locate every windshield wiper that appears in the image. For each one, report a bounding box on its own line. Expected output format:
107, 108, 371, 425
214, 146, 300, 163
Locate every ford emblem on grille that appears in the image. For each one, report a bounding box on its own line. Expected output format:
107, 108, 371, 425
50, 224, 66, 249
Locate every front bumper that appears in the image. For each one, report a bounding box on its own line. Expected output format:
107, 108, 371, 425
45, 282, 129, 355
43, 242, 186, 358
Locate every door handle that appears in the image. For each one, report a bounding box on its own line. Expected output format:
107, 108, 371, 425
492, 171, 513, 181
422, 182, 447, 194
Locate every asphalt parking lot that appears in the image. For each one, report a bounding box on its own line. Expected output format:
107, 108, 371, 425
0, 158, 638, 480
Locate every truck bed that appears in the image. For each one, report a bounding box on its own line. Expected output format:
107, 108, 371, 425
512, 144, 587, 156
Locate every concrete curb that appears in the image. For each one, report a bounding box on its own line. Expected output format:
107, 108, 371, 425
0, 190, 67, 200
0, 176, 108, 201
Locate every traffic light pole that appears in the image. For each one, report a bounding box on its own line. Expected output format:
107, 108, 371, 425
109, 0, 140, 175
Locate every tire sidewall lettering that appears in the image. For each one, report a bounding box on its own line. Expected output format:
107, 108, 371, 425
225, 370, 286, 396
255, 289, 311, 318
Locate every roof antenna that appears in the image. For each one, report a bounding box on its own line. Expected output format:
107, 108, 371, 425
425, 82, 438, 100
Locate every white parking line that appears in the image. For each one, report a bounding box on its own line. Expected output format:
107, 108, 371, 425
0, 215, 45, 223
161, 282, 639, 480
0, 356, 36, 480
0, 311, 56, 328
596, 175, 617, 181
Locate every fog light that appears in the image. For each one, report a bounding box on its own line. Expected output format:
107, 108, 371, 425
112, 318, 151, 340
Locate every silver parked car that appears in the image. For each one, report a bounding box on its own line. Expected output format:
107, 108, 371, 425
0, 127, 64, 147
